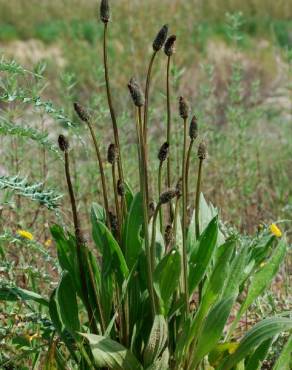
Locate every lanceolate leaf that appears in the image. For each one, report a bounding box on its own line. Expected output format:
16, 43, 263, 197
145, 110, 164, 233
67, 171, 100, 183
154, 249, 181, 315
245, 338, 273, 370
143, 315, 168, 367
81, 333, 143, 370
91, 207, 129, 284
218, 317, 292, 370
189, 296, 234, 368
123, 192, 144, 269
0, 286, 48, 306
273, 335, 292, 370
56, 271, 80, 333
229, 240, 287, 337
188, 216, 218, 294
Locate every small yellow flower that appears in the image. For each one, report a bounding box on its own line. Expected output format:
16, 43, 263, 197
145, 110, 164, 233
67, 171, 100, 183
260, 262, 266, 268
269, 223, 282, 238
228, 342, 239, 354
44, 239, 52, 247
17, 230, 33, 240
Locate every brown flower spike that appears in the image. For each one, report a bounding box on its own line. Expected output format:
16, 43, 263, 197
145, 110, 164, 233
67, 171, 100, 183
153, 24, 169, 51
164, 35, 176, 56
128, 78, 145, 107
179, 96, 189, 119
100, 0, 110, 23
58, 135, 69, 152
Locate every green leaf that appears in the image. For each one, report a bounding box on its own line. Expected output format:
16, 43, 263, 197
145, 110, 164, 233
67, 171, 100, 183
56, 271, 80, 333
245, 338, 273, 370
143, 315, 168, 367
154, 249, 181, 315
124, 181, 134, 210
190, 296, 234, 367
81, 333, 143, 370
0, 286, 48, 306
92, 206, 129, 284
187, 194, 224, 252
145, 348, 169, 370
91, 202, 106, 224
273, 335, 292, 370
229, 240, 287, 336
123, 192, 144, 269
218, 317, 292, 370
188, 216, 218, 294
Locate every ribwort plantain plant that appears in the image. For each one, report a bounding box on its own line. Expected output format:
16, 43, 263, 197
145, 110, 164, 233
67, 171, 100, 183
1, 2, 291, 370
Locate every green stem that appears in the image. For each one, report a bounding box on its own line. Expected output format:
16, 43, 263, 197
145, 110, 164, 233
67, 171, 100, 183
87, 120, 110, 227
195, 159, 203, 302
103, 22, 124, 186
137, 106, 156, 317
143, 51, 157, 142
158, 161, 163, 232
182, 118, 189, 313
112, 163, 122, 241
195, 160, 203, 239
150, 204, 161, 271
186, 139, 194, 207
166, 55, 174, 222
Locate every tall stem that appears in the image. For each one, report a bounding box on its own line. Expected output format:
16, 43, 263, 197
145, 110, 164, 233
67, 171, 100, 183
186, 139, 194, 207
103, 23, 124, 185
112, 163, 122, 241
195, 160, 203, 239
182, 118, 189, 313
86, 120, 110, 226
158, 161, 163, 232
63, 151, 97, 334
137, 107, 156, 317
195, 159, 203, 302
166, 55, 174, 221
143, 51, 157, 141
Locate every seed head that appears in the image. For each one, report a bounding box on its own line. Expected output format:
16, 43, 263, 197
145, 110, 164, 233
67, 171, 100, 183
158, 142, 169, 162
128, 78, 145, 107
107, 143, 117, 164
197, 141, 207, 160
176, 177, 183, 197
189, 115, 198, 140
117, 179, 125, 196
109, 211, 118, 235
153, 24, 168, 51
100, 0, 110, 23
58, 135, 69, 152
74, 102, 90, 123
159, 189, 178, 205
164, 35, 176, 56
164, 224, 173, 246
179, 96, 189, 119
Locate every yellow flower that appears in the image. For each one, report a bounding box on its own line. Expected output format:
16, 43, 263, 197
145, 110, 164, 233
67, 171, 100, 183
269, 223, 282, 238
17, 230, 33, 240
44, 239, 52, 247
260, 262, 266, 268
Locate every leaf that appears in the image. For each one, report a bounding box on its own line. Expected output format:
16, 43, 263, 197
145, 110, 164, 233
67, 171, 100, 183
81, 333, 143, 370
218, 317, 292, 370
145, 348, 169, 370
154, 249, 181, 315
230, 240, 286, 336
273, 335, 292, 370
0, 286, 48, 306
245, 338, 273, 370
92, 206, 129, 284
188, 216, 219, 294
123, 192, 144, 269
124, 181, 134, 210
189, 296, 235, 368
187, 194, 224, 252
91, 202, 106, 224
143, 315, 168, 367
56, 271, 80, 333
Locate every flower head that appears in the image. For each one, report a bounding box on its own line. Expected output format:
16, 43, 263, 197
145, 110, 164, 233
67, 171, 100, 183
269, 223, 282, 238
17, 230, 33, 240
45, 239, 52, 247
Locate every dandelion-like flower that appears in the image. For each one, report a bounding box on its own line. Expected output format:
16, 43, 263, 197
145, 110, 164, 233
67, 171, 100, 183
17, 230, 33, 240
269, 223, 282, 238
45, 239, 52, 247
